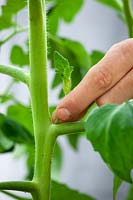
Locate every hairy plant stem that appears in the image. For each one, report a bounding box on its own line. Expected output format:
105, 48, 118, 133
0, 64, 29, 85
28, 0, 53, 199
123, 0, 133, 37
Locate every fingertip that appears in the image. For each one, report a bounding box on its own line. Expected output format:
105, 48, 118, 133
52, 108, 71, 124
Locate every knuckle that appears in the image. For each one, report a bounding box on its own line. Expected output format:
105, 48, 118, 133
110, 39, 133, 65
93, 68, 112, 90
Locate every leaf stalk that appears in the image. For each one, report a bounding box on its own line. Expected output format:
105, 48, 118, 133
0, 64, 29, 85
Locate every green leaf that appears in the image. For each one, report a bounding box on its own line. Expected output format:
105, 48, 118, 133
0, 113, 34, 145
10, 45, 29, 67
49, 106, 56, 117
0, 94, 13, 103
54, 51, 73, 95
113, 176, 122, 200
49, 35, 91, 71
127, 185, 133, 200
96, 0, 123, 11
61, 38, 91, 71
52, 142, 62, 181
90, 50, 105, 66
0, 130, 14, 153
85, 100, 133, 182
48, 0, 84, 34
0, 0, 26, 30
54, 51, 73, 78
51, 181, 95, 200
7, 104, 33, 134
67, 134, 80, 151
52, 73, 62, 89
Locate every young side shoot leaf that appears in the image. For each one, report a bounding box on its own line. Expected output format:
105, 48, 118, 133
54, 51, 73, 95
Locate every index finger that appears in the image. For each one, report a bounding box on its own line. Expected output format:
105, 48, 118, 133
52, 39, 133, 123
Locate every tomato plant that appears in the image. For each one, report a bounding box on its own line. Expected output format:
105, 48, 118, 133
0, 0, 132, 200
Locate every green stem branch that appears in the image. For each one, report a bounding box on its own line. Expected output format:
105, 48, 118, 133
0, 64, 29, 85
0, 181, 36, 193
52, 122, 85, 137
123, 0, 133, 38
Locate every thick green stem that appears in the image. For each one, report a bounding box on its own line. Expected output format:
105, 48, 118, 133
28, 0, 52, 199
123, 0, 133, 38
0, 64, 29, 85
33, 132, 57, 200
29, 130, 56, 200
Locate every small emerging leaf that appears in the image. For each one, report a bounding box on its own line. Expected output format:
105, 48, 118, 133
49, 36, 90, 97
54, 51, 73, 95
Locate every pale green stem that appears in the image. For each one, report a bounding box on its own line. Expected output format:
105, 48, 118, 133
28, 0, 52, 199
32, 132, 57, 200
52, 122, 85, 137
122, 0, 133, 37
0, 64, 29, 85
0, 181, 36, 193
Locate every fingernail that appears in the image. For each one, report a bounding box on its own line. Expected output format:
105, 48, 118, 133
57, 108, 71, 121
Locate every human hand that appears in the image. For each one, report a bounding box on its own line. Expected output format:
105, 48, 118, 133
52, 39, 133, 123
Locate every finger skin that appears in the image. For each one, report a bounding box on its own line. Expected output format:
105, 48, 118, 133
96, 68, 133, 106
52, 39, 133, 123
